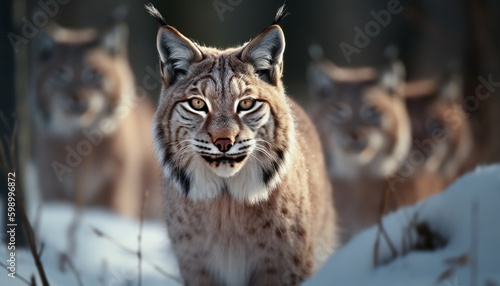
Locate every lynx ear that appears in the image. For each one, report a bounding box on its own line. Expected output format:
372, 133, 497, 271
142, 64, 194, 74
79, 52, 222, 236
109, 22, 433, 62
157, 26, 203, 85
378, 60, 405, 95
241, 25, 285, 85
307, 63, 334, 97
100, 22, 129, 55
439, 72, 462, 103
37, 29, 56, 61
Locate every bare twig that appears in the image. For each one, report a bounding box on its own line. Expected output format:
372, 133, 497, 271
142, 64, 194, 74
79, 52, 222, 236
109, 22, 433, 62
0, 113, 10, 133
19, 201, 50, 286
0, 261, 32, 285
38, 242, 45, 259
32, 202, 43, 240
9, 121, 17, 170
373, 185, 398, 267
66, 209, 83, 256
437, 252, 469, 284
138, 190, 149, 286
0, 115, 49, 285
0, 133, 10, 176
59, 252, 84, 286
471, 200, 479, 286
91, 226, 183, 284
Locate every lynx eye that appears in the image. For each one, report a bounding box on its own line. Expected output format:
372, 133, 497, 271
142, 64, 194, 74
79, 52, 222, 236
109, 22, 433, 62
238, 99, 256, 112
189, 98, 207, 112
361, 105, 381, 124
82, 67, 102, 84
330, 102, 351, 123
52, 65, 72, 84
427, 118, 444, 133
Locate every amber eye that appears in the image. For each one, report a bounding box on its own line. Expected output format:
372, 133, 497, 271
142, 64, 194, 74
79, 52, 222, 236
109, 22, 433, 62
238, 99, 256, 112
189, 98, 207, 112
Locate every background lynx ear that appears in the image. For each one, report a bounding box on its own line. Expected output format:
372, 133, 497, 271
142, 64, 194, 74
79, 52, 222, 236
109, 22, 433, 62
378, 60, 405, 95
99, 22, 129, 55
156, 26, 203, 85
307, 63, 334, 97
438, 60, 463, 103
36, 29, 56, 62
439, 72, 463, 103
241, 25, 285, 85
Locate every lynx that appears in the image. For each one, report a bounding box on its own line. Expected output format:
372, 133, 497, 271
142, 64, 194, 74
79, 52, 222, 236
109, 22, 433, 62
30, 21, 162, 218
308, 55, 411, 242
393, 74, 474, 206
146, 4, 337, 285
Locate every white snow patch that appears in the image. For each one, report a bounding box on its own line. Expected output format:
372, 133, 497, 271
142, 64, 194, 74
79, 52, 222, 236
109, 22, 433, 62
305, 164, 500, 286
0, 204, 180, 286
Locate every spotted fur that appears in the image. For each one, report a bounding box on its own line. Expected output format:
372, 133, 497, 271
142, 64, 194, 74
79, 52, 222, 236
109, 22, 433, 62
149, 5, 337, 285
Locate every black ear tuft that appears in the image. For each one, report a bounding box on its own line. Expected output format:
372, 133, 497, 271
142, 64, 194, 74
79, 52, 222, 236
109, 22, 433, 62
272, 3, 290, 25
100, 22, 128, 55
37, 29, 56, 61
308, 43, 324, 61
439, 62, 463, 103
384, 44, 400, 61
307, 62, 335, 98
145, 3, 167, 26
378, 60, 405, 95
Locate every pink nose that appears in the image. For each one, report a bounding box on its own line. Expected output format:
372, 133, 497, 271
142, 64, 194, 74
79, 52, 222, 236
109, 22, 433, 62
214, 138, 233, 152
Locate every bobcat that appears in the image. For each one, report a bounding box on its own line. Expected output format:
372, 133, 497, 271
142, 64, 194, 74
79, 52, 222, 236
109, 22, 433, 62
307, 55, 411, 242
392, 74, 474, 206
146, 4, 337, 285
30, 21, 162, 218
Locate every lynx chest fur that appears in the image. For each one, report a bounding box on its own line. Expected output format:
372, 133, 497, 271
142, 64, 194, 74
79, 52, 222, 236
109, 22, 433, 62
147, 5, 337, 285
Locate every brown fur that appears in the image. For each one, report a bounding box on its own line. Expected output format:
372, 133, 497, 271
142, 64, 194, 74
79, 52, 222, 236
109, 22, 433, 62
308, 58, 410, 243
30, 23, 162, 218
149, 7, 337, 284
390, 77, 475, 206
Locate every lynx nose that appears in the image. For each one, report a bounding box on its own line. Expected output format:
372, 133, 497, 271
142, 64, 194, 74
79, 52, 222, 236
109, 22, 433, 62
349, 132, 359, 141
214, 138, 233, 152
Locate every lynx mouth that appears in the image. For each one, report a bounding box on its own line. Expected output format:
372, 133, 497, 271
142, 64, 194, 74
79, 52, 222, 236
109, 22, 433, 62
201, 154, 248, 167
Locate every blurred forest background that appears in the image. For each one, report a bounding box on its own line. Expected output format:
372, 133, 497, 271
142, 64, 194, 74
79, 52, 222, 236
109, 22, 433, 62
1, 0, 500, 242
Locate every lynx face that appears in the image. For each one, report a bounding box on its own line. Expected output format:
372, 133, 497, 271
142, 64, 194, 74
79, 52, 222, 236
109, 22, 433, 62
33, 23, 132, 137
153, 25, 292, 203
308, 60, 411, 179
404, 76, 472, 176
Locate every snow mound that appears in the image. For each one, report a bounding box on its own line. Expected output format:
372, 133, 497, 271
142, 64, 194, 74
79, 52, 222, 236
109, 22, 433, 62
305, 164, 500, 286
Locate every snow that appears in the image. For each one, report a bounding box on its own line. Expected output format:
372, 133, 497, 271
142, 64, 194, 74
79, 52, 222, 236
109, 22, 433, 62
1, 164, 499, 286
0, 204, 181, 286
305, 164, 500, 286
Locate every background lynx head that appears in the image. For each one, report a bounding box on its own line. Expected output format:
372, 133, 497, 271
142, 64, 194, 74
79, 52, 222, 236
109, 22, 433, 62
404, 73, 473, 177
149, 6, 292, 203
32, 22, 134, 137
308, 58, 411, 179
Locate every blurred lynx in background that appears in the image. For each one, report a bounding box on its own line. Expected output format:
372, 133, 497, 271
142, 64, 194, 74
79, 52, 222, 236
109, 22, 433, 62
394, 73, 475, 206
308, 51, 410, 243
28, 20, 162, 218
